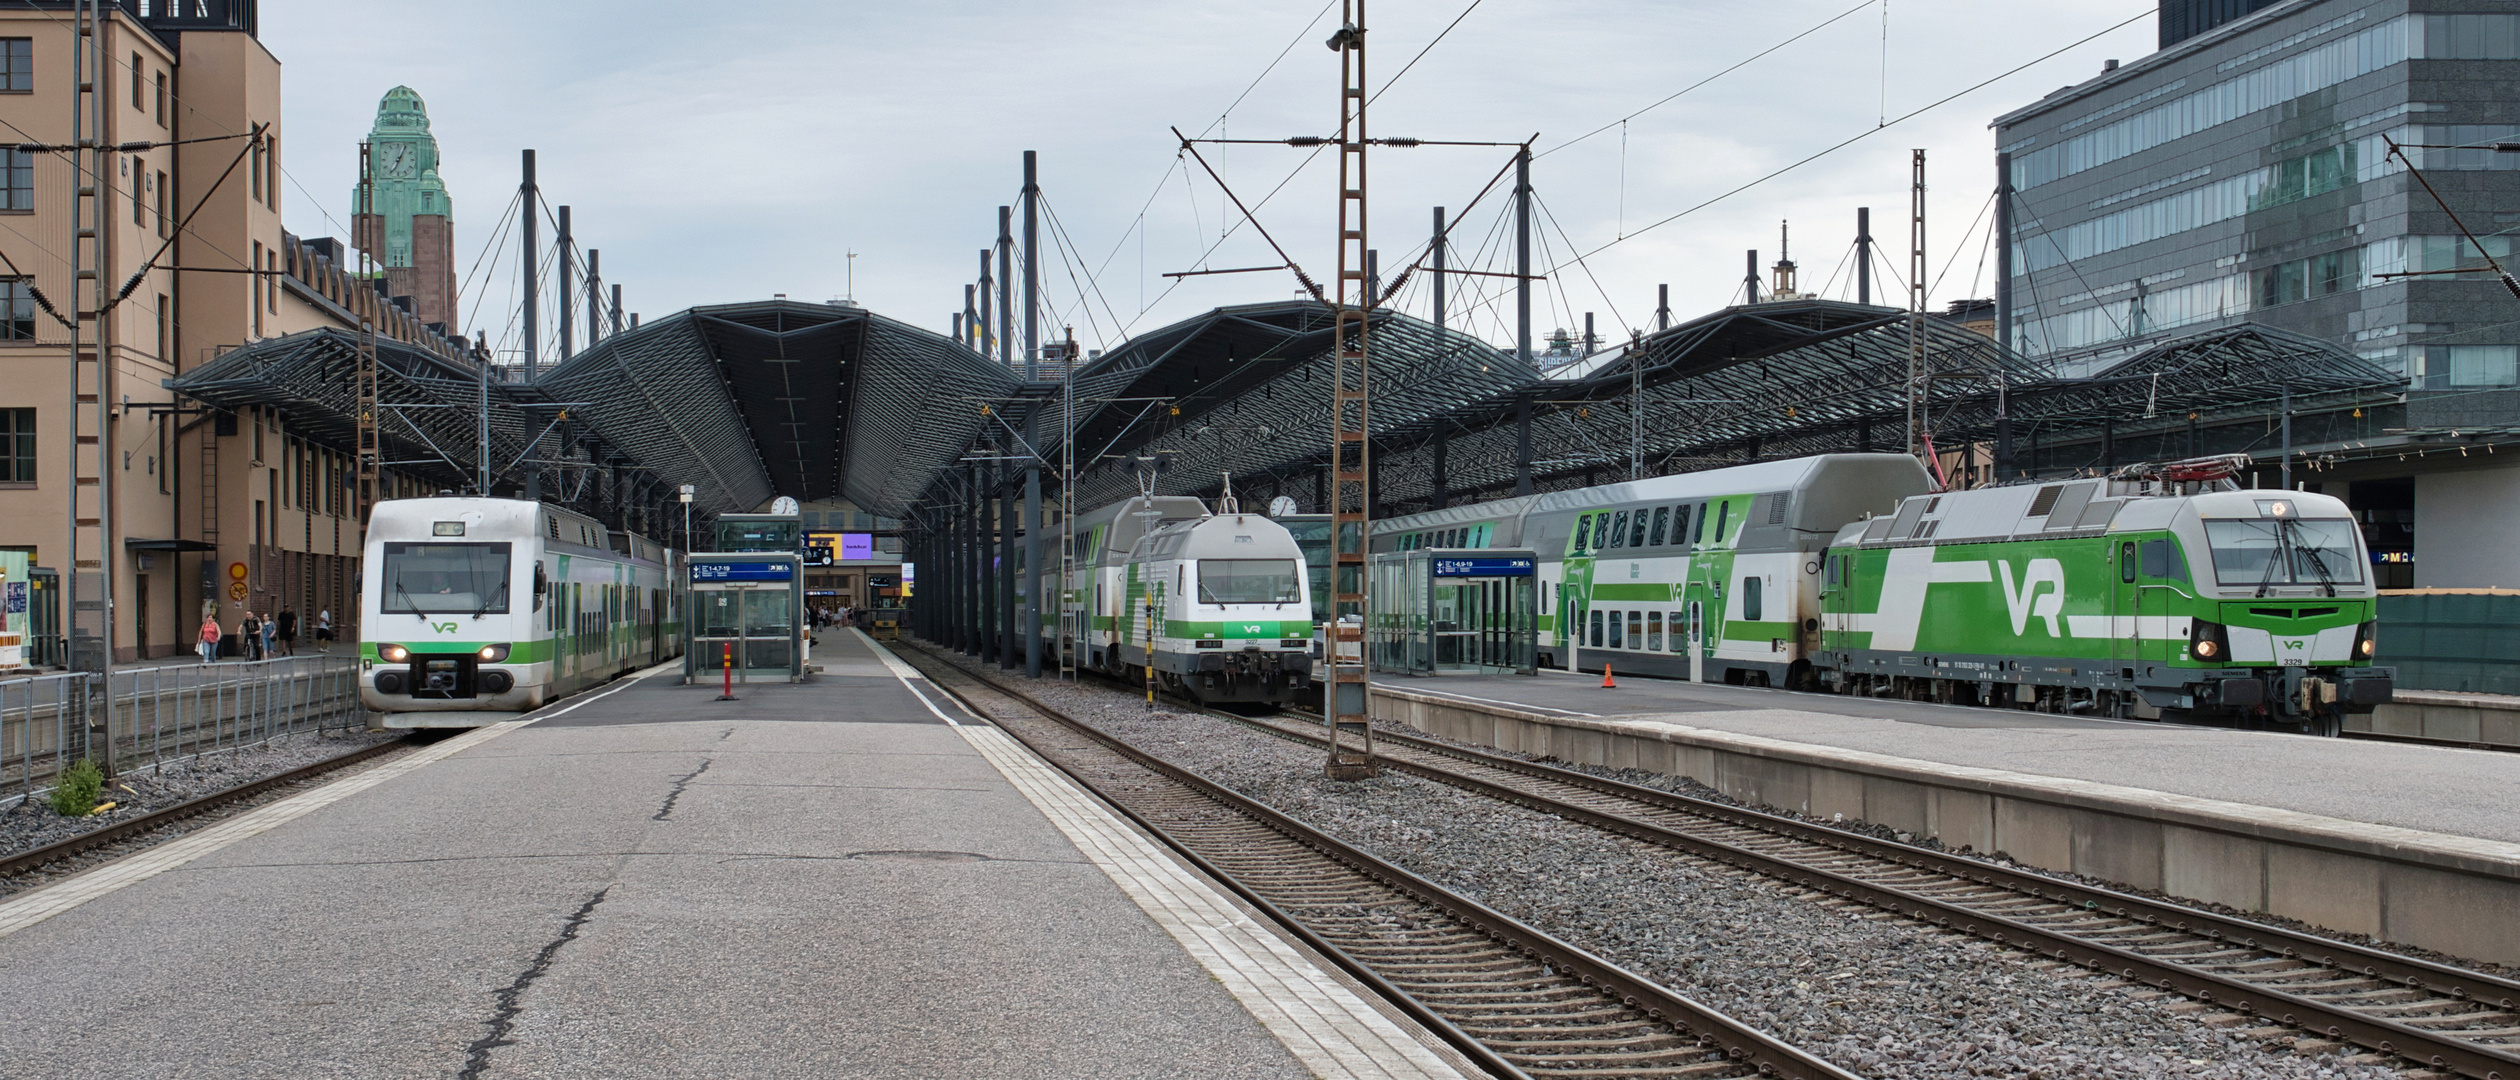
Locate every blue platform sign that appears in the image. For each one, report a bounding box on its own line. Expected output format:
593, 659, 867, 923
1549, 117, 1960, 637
691, 562, 795, 583
1433, 557, 1535, 577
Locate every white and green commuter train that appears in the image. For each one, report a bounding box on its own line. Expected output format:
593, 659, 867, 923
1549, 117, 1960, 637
361, 497, 683, 725
1055, 495, 1316, 704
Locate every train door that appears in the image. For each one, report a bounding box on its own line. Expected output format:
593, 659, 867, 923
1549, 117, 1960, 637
1686, 600, 1705, 683
2112, 541, 2141, 674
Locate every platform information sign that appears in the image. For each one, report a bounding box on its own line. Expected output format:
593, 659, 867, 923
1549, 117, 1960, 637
691, 562, 795, 583
1432, 557, 1535, 577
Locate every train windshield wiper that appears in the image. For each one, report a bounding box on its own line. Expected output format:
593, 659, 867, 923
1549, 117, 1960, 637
2252, 522, 2289, 599
2285, 520, 2340, 598
474, 580, 507, 619
393, 574, 431, 615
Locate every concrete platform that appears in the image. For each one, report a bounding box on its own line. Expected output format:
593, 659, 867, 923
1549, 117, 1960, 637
0, 631, 1467, 1079
1373, 670, 2520, 965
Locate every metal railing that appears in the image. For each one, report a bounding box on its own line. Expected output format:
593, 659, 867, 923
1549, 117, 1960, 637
0, 655, 371, 807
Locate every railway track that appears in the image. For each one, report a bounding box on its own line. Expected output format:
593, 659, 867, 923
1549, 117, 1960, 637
1139, 697, 2520, 1080
894, 645, 1858, 1080
0, 735, 419, 889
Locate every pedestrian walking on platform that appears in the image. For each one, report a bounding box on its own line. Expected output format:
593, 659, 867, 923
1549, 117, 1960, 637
258, 612, 277, 661
315, 610, 335, 653
278, 609, 298, 656
198, 614, 222, 663
240, 612, 262, 661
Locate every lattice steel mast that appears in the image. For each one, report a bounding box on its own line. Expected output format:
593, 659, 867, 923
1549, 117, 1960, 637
1325, 3, 1377, 780
68, 0, 116, 764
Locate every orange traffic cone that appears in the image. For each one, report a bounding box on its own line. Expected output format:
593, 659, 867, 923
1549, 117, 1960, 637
1600, 662, 1617, 689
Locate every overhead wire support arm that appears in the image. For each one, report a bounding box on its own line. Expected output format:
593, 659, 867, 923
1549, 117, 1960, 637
2384, 134, 2520, 303
1171, 127, 1326, 302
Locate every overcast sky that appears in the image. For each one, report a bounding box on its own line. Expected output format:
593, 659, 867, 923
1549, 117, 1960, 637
263, 0, 2155, 361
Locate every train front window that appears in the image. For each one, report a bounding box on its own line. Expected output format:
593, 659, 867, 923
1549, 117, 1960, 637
1199, 559, 1302, 604
383, 542, 513, 614
2203, 519, 2363, 586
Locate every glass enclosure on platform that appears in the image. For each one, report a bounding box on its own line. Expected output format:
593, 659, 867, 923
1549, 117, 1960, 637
1370, 549, 1538, 676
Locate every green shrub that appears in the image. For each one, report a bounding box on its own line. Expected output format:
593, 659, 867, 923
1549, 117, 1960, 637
48, 759, 103, 817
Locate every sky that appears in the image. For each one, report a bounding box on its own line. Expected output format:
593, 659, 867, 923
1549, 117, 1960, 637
263, 0, 2158, 363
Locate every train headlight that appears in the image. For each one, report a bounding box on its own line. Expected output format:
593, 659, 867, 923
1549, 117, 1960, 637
478, 643, 511, 663
2188, 620, 2228, 662
379, 643, 410, 663
2355, 621, 2377, 659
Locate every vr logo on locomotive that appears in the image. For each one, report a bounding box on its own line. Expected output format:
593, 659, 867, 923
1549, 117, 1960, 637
1995, 558, 2066, 638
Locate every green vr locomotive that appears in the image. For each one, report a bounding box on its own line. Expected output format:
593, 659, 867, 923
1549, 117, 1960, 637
1812, 457, 2392, 734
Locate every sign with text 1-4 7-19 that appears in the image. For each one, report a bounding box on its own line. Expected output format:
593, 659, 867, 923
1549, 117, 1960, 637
691, 562, 794, 583
1432, 556, 1535, 578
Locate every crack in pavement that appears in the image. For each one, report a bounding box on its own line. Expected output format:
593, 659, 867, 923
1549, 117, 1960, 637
651, 759, 713, 821
457, 885, 611, 1080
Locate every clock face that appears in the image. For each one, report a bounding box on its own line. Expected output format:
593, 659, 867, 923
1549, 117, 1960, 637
378, 142, 417, 179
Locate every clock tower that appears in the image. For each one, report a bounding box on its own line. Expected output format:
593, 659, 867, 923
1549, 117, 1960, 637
350, 87, 460, 331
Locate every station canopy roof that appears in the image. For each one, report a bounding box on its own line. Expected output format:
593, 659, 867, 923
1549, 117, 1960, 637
173, 296, 2404, 536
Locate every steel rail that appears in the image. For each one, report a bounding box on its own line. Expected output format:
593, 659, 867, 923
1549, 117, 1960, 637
0, 735, 416, 880
2342, 727, 2520, 754
898, 645, 1858, 1080
1204, 702, 2520, 1080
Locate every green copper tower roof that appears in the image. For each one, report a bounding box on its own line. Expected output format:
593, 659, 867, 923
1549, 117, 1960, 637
354, 85, 452, 269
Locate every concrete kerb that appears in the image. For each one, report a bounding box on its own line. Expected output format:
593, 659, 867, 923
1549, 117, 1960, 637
1373, 685, 2520, 966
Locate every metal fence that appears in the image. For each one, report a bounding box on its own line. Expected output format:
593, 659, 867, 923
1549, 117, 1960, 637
0, 655, 371, 806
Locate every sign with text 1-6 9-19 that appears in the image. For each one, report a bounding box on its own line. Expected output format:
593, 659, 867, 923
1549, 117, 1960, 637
1433, 557, 1535, 578
691, 562, 794, 583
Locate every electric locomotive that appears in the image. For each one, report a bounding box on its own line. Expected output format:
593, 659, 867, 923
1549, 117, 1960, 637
361, 497, 682, 725
1060, 495, 1315, 704
1812, 460, 2392, 733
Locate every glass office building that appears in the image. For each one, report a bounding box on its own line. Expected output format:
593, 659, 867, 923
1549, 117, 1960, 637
1995, 1, 2520, 388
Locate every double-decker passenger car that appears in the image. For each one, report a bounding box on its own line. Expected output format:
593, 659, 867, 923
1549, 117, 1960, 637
361, 497, 681, 724
1375, 454, 1937, 686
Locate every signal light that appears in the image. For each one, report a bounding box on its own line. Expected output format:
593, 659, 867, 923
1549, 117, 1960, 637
2355, 621, 2377, 659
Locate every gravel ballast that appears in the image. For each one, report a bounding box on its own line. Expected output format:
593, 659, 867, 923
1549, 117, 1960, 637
0, 727, 403, 862
927, 653, 2407, 1080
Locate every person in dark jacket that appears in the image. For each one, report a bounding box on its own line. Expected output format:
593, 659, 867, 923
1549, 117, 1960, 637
240, 611, 263, 661
278, 610, 298, 656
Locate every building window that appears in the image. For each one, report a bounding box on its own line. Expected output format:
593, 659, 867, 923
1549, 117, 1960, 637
155, 71, 165, 127
0, 408, 31, 482
0, 39, 29, 93
130, 52, 141, 110
0, 278, 34, 340
265, 136, 277, 207
156, 293, 169, 363
0, 148, 31, 211
154, 170, 166, 237
131, 156, 143, 225
2413, 345, 2520, 390
250, 138, 263, 203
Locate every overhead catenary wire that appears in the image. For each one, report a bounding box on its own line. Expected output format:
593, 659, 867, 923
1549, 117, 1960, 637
1547, 6, 2153, 275
1537, 0, 1878, 161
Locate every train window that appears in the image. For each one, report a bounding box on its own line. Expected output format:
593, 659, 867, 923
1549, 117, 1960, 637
1742, 576, 1762, 622
1628, 611, 1643, 649
1671, 505, 1690, 548
532, 563, 547, 611
1589, 608, 1604, 647
2141, 539, 2187, 582
2119, 542, 2138, 584
1199, 559, 1302, 604
1606, 512, 1629, 548
381, 542, 513, 615
1629, 512, 1649, 547
1825, 556, 1840, 588
1714, 501, 1731, 543
1608, 610, 1624, 648
1694, 503, 1710, 544
1649, 507, 1670, 546
1669, 610, 1685, 649
1573, 515, 1594, 552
